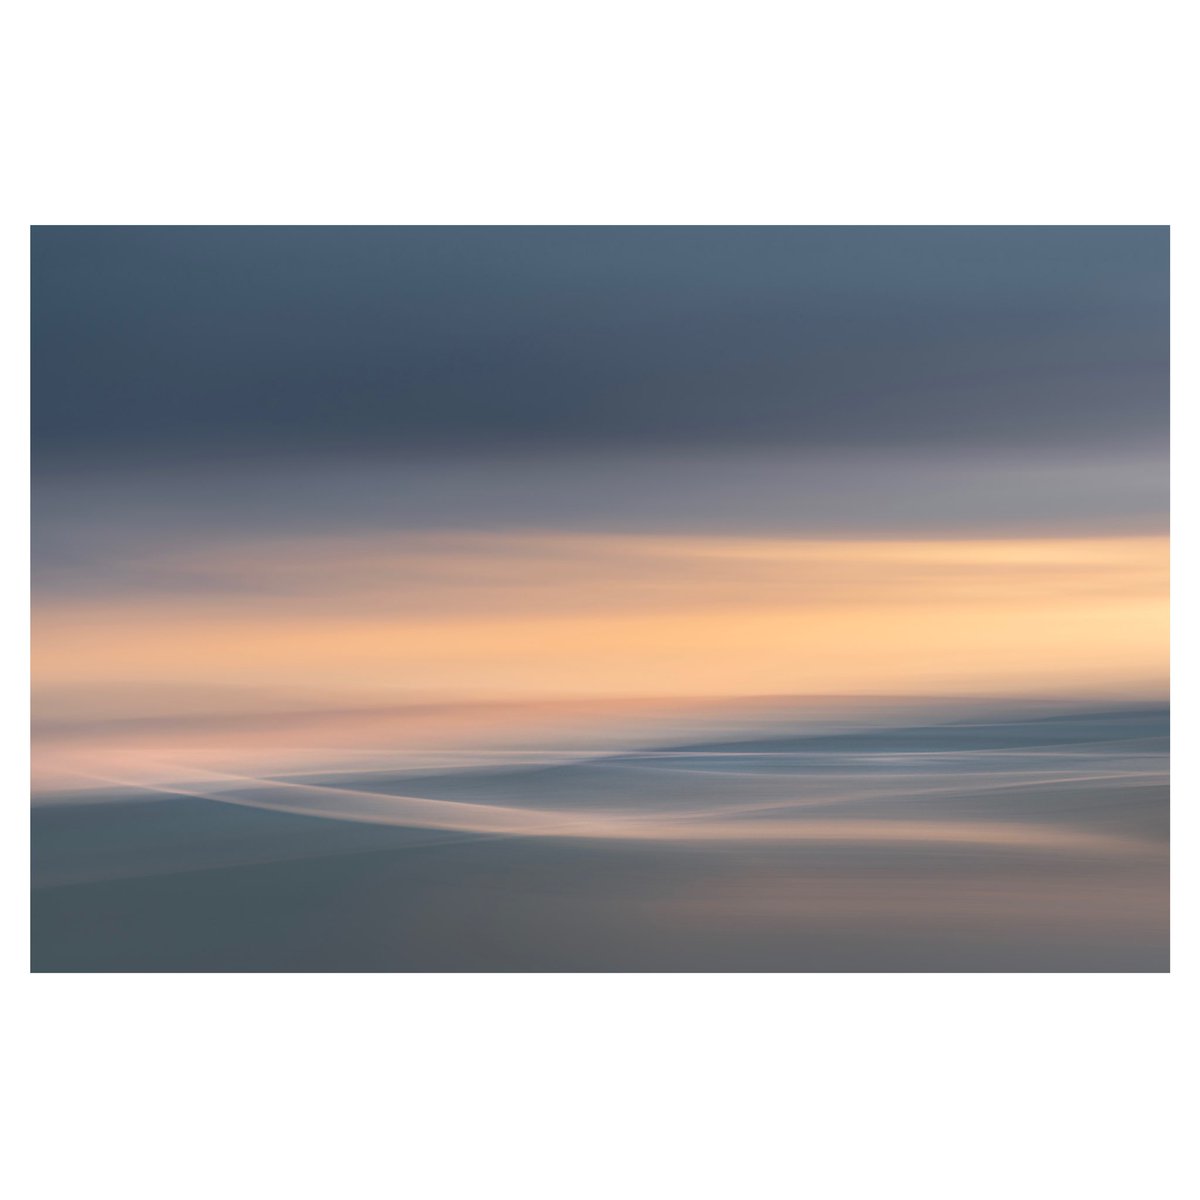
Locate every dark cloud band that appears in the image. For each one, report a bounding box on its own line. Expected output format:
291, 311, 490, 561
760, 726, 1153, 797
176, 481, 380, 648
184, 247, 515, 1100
32, 226, 1168, 463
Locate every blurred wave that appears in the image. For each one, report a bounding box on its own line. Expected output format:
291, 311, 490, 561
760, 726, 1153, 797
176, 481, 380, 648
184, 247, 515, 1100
39, 703, 1167, 861
31, 700, 1168, 970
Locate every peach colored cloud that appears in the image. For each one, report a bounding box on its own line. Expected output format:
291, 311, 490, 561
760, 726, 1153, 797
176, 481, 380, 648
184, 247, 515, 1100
33, 532, 1168, 703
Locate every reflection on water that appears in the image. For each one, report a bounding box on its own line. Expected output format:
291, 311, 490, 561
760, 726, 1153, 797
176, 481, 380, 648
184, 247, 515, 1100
31, 701, 1168, 971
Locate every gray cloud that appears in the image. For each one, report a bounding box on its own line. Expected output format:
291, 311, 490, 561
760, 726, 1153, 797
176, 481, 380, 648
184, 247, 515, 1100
32, 447, 1167, 597
33, 226, 1168, 464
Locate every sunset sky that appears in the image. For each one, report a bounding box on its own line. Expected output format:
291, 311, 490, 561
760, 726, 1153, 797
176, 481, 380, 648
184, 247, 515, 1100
32, 227, 1168, 785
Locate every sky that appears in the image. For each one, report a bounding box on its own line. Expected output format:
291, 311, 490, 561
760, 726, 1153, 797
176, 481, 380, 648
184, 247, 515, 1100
31, 226, 1169, 784
33, 226, 1167, 462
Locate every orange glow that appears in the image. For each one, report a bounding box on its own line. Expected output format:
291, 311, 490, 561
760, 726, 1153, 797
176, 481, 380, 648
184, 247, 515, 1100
33, 532, 1168, 703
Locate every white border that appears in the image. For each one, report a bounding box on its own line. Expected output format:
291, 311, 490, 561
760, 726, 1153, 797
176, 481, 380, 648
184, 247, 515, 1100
7, 3, 1191, 1199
